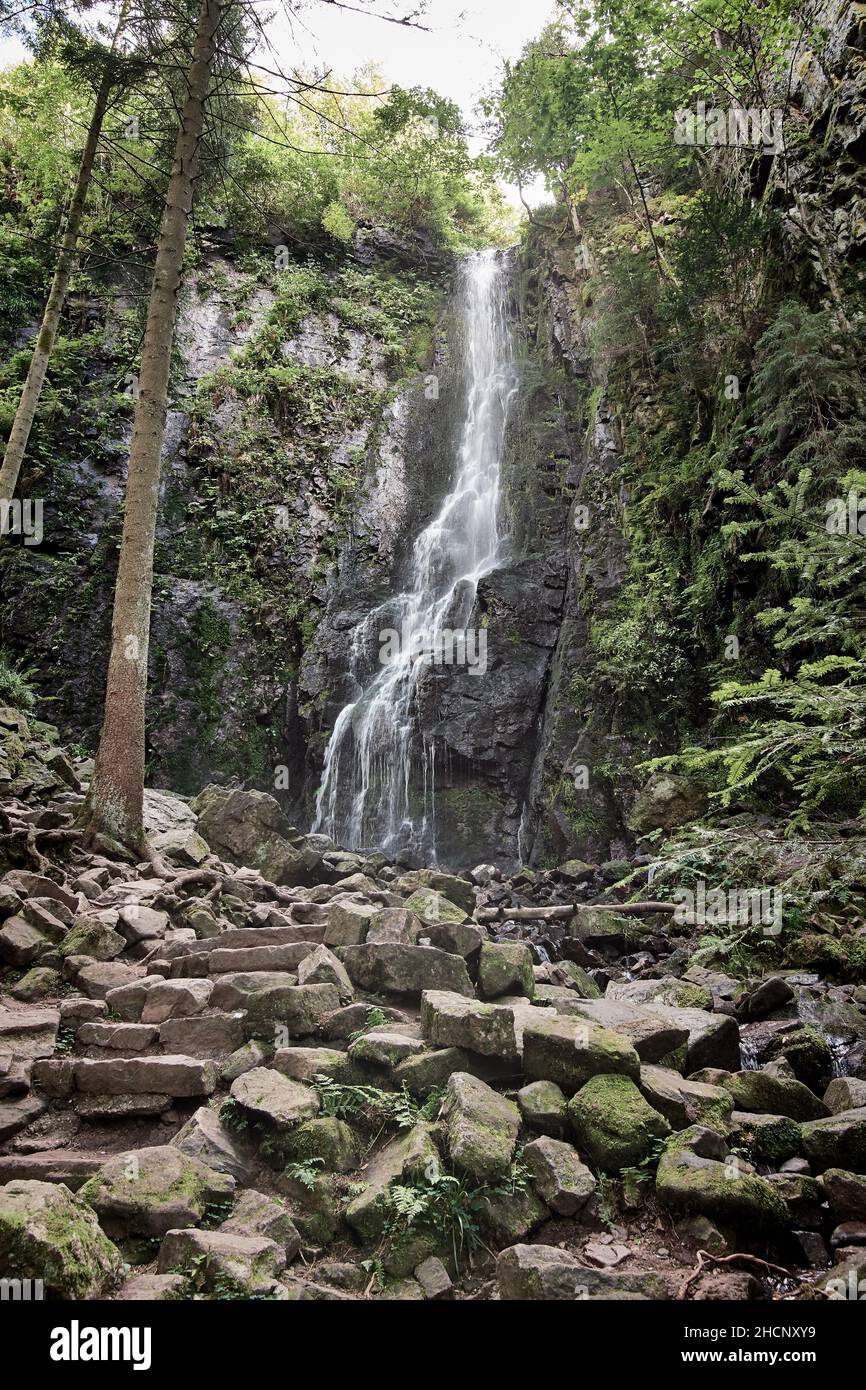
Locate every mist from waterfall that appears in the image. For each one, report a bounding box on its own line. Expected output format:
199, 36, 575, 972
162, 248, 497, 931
312, 248, 517, 859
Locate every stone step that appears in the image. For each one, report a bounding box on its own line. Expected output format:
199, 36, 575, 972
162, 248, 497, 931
208, 943, 318, 975
0, 1150, 106, 1189
72, 1054, 217, 1097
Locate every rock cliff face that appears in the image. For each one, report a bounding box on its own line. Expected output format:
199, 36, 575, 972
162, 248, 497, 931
1, 1, 863, 870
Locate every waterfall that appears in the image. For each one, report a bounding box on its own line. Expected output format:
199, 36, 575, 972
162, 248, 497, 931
312, 248, 517, 858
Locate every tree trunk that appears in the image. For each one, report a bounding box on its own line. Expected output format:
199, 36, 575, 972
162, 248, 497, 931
0, 0, 130, 507
82, 0, 224, 854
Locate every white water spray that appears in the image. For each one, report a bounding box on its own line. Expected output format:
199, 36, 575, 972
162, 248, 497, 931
312, 249, 517, 857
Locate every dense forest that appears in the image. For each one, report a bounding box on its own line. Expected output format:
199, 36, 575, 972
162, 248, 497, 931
0, 0, 864, 1327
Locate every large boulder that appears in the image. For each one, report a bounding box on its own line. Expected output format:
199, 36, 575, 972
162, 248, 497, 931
556, 998, 687, 1064
441, 1073, 519, 1181
629, 774, 708, 833
721, 1070, 828, 1123
801, 1109, 866, 1173
497, 1244, 671, 1300
639, 1066, 733, 1132
297, 944, 354, 1001
822, 1168, 866, 1221
240, 983, 341, 1036
403, 888, 468, 924
172, 1105, 255, 1184
656, 1132, 788, 1232
157, 1228, 286, 1295
477, 941, 535, 1000
229, 1068, 320, 1130
568, 1074, 671, 1172
0, 1179, 122, 1298
80, 1146, 235, 1238
420, 991, 518, 1058
517, 1080, 569, 1136
195, 787, 322, 885
522, 1013, 640, 1094
338, 943, 473, 998
73, 1055, 216, 1097
395, 870, 475, 915
219, 1189, 301, 1261
523, 1137, 597, 1216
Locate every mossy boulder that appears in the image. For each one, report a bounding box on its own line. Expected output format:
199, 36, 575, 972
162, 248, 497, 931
285, 1117, 358, 1173
477, 940, 535, 1000
567, 1074, 671, 1172
58, 916, 125, 961
441, 1072, 519, 1181
629, 774, 708, 833
656, 1147, 789, 1234
763, 1026, 833, 1091
396, 870, 475, 915
0, 1179, 123, 1297
728, 1112, 803, 1164
517, 1080, 569, 1136
722, 1070, 829, 1122
9, 966, 61, 1000
273, 1172, 340, 1246
79, 1145, 235, 1238
345, 1122, 441, 1242
157, 1228, 285, 1295
801, 1109, 866, 1173
522, 1013, 641, 1094
403, 889, 468, 924
477, 1186, 548, 1246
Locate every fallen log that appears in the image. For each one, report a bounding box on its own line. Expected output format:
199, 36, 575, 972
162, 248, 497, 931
476, 900, 679, 923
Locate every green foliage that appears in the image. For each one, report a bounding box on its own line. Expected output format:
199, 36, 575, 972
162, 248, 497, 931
311, 1074, 444, 1131
281, 1157, 325, 1190
384, 1158, 531, 1266
0, 650, 37, 711
347, 1006, 390, 1044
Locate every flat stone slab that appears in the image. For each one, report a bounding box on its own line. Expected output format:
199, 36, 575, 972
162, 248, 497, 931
76, 1093, 172, 1120
0, 1151, 105, 1190
208, 943, 318, 974
0, 1005, 59, 1057
158, 1013, 245, 1056
73, 1055, 217, 1097
77, 1022, 159, 1052
497, 1244, 673, 1300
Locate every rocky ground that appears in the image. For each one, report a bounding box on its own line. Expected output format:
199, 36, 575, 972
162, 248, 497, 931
1, 708, 865, 1302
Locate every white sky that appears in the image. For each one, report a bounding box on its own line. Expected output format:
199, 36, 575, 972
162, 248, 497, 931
0, 0, 556, 204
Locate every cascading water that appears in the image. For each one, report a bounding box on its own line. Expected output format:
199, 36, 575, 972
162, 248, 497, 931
312, 248, 517, 858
